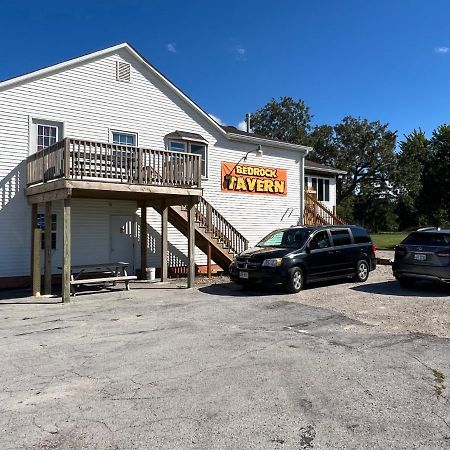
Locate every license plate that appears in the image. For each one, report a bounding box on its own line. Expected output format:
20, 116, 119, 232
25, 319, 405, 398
239, 271, 249, 279
414, 253, 426, 261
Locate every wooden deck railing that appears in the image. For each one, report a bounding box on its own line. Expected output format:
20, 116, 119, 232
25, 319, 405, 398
304, 190, 346, 225
195, 197, 249, 255
26, 138, 202, 188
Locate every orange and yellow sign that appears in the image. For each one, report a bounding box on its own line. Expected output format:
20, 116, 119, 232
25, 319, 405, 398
221, 161, 287, 196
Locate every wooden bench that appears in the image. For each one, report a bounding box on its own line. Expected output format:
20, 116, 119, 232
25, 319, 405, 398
59, 262, 137, 296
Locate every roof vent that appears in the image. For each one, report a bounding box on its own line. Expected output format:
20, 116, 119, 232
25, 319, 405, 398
116, 61, 131, 82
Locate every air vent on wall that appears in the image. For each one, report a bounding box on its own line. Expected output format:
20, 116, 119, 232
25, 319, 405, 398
116, 61, 131, 82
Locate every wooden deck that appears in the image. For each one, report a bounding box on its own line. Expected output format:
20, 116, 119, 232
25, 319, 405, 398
26, 138, 203, 303
26, 137, 203, 189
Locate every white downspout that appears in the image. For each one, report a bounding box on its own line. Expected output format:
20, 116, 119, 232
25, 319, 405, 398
298, 152, 305, 225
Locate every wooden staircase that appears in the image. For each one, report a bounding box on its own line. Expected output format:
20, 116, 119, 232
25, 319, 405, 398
164, 197, 249, 271
304, 190, 346, 226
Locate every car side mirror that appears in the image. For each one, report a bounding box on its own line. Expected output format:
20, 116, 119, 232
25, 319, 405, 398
305, 246, 311, 254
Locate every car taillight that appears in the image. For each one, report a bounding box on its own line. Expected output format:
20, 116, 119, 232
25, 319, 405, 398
436, 250, 450, 257
372, 243, 377, 254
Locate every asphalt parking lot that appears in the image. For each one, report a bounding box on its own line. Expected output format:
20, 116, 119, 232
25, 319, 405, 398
0, 266, 449, 449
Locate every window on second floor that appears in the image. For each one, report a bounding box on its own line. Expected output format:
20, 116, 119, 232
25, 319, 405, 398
31, 118, 64, 154
37, 125, 58, 151
112, 131, 137, 146
168, 140, 208, 178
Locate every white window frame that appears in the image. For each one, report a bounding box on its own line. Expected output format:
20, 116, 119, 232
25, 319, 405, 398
28, 116, 65, 155
167, 140, 187, 153
109, 129, 138, 146
307, 176, 330, 202
167, 139, 208, 179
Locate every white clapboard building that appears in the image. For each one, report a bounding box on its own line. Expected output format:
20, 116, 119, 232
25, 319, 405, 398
0, 43, 345, 296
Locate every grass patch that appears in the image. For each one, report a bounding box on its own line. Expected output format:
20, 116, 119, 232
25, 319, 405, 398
371, 232, 408, 249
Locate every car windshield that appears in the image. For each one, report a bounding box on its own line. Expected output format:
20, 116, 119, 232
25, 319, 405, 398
257, 229, 311, 249
403, 232, 450, 246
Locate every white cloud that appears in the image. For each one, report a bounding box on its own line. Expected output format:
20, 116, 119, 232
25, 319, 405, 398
435, 46, 449, 54
237, 120, 248, 131
166, 43, 177, 53
209, 114, 224, 125
234, 46, 247, 61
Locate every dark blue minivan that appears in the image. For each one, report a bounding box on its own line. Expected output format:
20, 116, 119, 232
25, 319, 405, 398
229, 225, 377, 293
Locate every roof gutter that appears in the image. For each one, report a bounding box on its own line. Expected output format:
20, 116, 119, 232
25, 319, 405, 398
305, 166, 347, 175
226, 132, 311, 154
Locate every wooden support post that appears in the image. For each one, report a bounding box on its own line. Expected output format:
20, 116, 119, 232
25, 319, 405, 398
32, 227, 41, 297
160, 202, 168, 282
30, 203, 38, 286
207, 241, 212, 278
62, 197, 71, 303
140, 201, 147, 280
44, 202, 52, 295
187, 198, 195, 288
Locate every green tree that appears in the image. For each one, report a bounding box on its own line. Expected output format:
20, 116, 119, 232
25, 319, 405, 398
250, 97, 312, 145
307, 124, 337, 166
420, 125, 450, 226
332, 116, 397, 204
396, 130, 429, 229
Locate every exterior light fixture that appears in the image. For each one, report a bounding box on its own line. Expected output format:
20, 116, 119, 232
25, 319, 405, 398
223, 145, 264, 188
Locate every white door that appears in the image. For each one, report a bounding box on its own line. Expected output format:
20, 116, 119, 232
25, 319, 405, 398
110, 215, 135, 272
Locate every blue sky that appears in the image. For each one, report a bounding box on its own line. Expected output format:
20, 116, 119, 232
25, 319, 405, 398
2, 0, 450, 142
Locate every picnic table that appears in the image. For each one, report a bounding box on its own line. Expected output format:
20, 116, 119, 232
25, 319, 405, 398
58, 262, 137, 296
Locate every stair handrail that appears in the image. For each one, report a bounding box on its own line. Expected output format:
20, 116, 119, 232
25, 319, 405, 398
304, 190, 346, 225
195, 197, 249, 255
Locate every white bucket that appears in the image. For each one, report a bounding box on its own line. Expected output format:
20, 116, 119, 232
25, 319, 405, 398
145, 267, 156, 281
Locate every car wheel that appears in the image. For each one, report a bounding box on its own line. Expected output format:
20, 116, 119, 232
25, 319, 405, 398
355, 260, 369, 282
398, 277, 415, 288
286, 267, 304, 294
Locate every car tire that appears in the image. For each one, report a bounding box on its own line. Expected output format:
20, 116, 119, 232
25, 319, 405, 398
355, 259, 369, 282
286, 267, 304, 294
398, 277, 415, 288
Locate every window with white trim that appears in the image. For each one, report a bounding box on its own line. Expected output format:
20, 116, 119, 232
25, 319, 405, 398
307, 176, 330, 202
112, 131, 137, 146
168, 141, 187, 153
31, 119, 63, 154
37, 125, 58, 151
168, 140, 208, 178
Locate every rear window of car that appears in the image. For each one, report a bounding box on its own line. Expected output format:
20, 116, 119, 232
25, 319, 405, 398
330, 229, 352, 246
403, 232, 450, 246
351, 227, 371, 244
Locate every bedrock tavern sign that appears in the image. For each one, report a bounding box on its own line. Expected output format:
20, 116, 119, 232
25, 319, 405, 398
221, 161, 287, 196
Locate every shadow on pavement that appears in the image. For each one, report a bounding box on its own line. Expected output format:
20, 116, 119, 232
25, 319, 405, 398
199, 282, 286, 297
351, 280, 450, 297
0, 288, 62, 305
199, 278, 353, 297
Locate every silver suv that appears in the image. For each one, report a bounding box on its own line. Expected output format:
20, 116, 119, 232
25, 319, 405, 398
392, 229, 450, 287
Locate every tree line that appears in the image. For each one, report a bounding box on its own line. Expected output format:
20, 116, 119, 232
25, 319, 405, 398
248, 97, 450, 232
